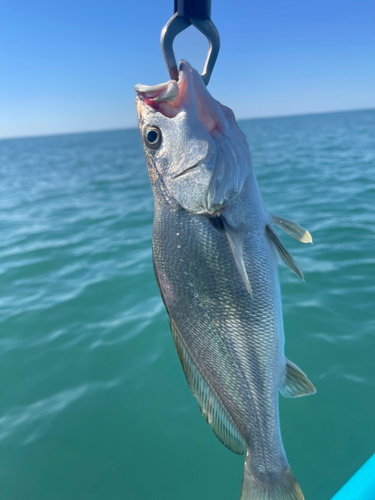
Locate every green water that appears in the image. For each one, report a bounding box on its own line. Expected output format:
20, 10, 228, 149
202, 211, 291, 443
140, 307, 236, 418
0, 109, 374, 500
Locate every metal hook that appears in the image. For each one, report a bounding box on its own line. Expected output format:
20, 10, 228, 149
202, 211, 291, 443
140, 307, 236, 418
160, 0, 220, 86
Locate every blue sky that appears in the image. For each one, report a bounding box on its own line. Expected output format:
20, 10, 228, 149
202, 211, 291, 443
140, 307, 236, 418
1, 0, 374, 138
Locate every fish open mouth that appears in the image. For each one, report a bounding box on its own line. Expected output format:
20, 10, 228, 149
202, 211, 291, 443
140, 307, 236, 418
135, 60, 225, 137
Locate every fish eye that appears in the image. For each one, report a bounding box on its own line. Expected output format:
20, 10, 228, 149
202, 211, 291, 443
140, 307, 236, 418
145, 126, 162, 149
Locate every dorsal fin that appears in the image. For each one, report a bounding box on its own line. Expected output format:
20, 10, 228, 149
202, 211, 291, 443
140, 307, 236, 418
170, 319, 246, 455
271, 215, 312, 244
280, 358, 316, 398
266, 225, 304, 280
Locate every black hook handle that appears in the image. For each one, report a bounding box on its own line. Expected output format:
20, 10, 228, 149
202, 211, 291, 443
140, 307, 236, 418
174, 0, 211, 20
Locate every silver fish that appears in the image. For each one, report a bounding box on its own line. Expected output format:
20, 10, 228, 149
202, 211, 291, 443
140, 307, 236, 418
135, 60, 316, 500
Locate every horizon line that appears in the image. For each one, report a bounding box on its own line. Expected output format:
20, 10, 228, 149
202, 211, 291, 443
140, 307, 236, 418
1, 107, 374, 141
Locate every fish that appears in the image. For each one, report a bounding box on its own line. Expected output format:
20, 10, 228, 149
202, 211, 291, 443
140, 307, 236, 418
135, 60, 316, 500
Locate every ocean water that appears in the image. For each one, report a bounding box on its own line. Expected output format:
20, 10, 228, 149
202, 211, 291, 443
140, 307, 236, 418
0, 109, 374, 500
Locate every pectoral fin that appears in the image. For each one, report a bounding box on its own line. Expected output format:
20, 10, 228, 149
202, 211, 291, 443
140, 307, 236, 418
271, 214, 312, 244
266, 225, 304, 280
170, 319, 246, 455
222, 218, 253, 297
280, 358, 316, 398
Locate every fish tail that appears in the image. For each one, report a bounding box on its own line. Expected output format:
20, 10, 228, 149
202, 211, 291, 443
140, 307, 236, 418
240, 452, 304, 500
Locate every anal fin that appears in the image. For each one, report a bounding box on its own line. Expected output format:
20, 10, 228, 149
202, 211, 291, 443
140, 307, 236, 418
266, 225, 304, 280
280, 358, 316, 398
170, 319, 246, 455
271, 214, 312, 244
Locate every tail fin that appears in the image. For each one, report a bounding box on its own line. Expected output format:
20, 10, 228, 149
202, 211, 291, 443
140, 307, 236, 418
240, 454, 304, 500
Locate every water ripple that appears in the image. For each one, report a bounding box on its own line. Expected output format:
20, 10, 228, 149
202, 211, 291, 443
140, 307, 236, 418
0, 380, 119, 445
0, 114, 374, 499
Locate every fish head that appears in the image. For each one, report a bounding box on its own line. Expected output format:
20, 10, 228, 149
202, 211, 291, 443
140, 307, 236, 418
135, 60, 251, 214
